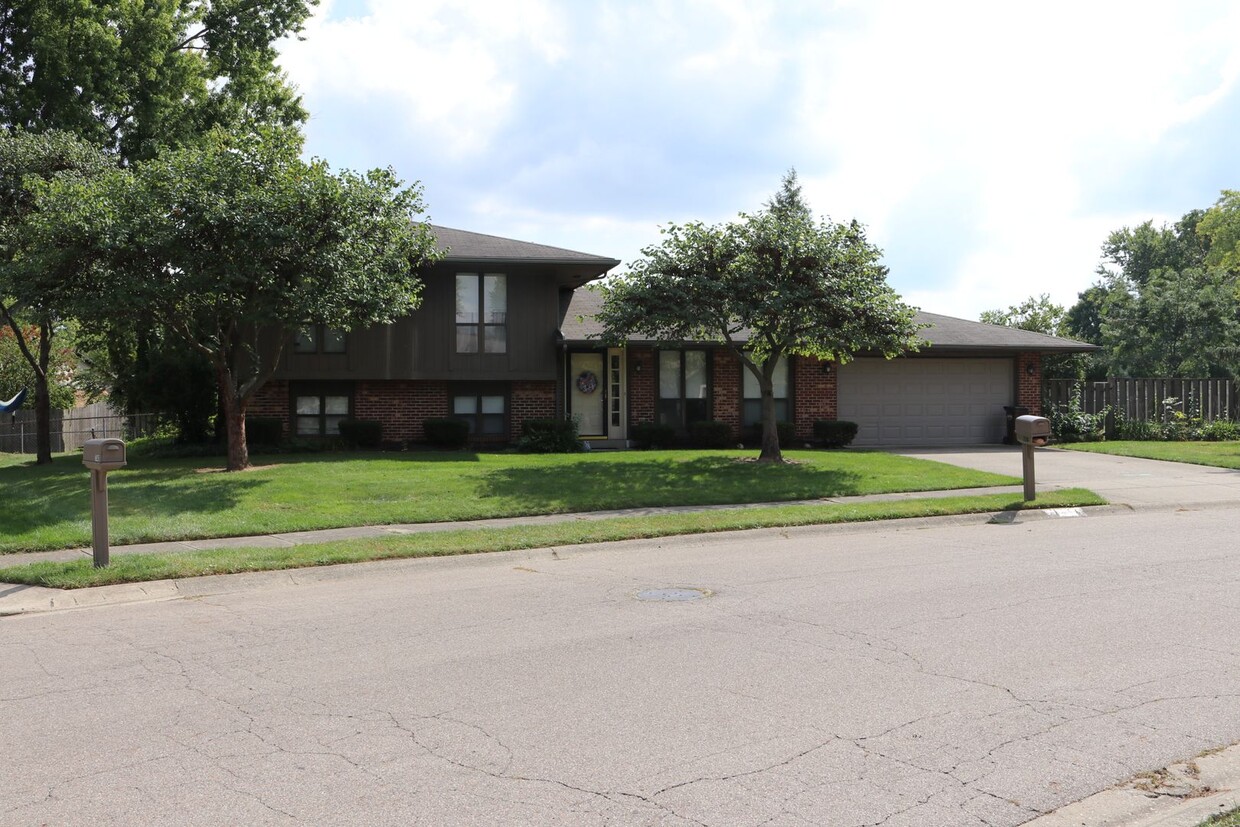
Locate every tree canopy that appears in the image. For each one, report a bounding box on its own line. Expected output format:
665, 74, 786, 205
598, 171, 920, 462
33, 127, 440, 470
1061, 203, 1240, 378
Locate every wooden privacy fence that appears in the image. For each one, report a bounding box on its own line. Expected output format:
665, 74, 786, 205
0, 401, 160, 454
1044, 378, 1237, 423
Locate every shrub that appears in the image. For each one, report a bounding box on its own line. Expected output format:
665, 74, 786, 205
245, 417, 284, 446
631, 422, 676, 449
337, 418, 383, 449
1047, 395, 1106, 443
518, 418, 582, 453
1194, 418, 1240, 441
813, 419, 859, 448
687, 420, 733, 449
423, 417, 469, 449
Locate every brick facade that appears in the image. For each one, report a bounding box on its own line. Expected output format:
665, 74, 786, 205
627, 347, 656, 428
793, 357, 837, 439
248, 380, 289, 426
710, 349, 741, 437
510, 381, 557, 435
1015, 351, 1042, 415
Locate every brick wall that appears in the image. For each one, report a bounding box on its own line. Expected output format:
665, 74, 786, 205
793, 357, 838, 439
510, 381, 557, 435
712, 349, 741, 439
248, 381, 289, 435
1016, 352, 1042, 414
628, 347, 655, 426
355, 380, 449, 442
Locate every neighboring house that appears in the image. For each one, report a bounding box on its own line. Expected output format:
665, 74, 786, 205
252, 226, 1097, 448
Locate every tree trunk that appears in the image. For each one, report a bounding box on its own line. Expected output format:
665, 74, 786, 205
757, 377, 783, 464
34, 320, 53, 465
216, 363, 250, 471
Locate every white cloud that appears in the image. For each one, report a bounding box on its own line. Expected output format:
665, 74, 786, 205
279, 0, 1240, 321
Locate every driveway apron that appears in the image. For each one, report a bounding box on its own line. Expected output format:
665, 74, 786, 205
898, 446, 1240, 509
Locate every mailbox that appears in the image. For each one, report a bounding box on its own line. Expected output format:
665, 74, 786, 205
1014, 415, 1051, 447
83, 437, 127, 470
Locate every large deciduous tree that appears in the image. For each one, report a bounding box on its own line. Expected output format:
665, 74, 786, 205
598, 172, 920, 463
0, 0, 316, 459
1062, 206, 1240, 378
34, 127, 440, 471
0, 130, 112, 463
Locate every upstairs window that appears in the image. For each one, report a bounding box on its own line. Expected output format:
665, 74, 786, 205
293, 325, 346, 354
742, 355, 790, 427
455, 274, 507, 353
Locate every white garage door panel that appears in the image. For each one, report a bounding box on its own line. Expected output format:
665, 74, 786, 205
838, 358, 1013, 446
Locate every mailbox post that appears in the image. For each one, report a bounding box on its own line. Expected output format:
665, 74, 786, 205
1014, 415, 1051, 501
82, 438, 127, 567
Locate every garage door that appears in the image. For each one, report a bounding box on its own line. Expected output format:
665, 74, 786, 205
837, 358, 1013, 446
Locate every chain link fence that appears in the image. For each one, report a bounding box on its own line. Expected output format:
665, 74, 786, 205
0, 402, 161, 454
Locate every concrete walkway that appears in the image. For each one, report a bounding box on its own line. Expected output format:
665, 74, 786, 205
900, 445, 1240, 509
0, 483, 1030, 571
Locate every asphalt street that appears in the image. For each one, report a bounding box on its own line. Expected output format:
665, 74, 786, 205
4, 502, 1240, 826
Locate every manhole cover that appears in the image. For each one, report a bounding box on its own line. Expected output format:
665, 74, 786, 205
636, 588, 710, 602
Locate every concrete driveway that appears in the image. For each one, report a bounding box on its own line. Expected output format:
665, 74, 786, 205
898, 445, 1240, 509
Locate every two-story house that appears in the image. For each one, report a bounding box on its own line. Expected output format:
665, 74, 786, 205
250, 226, 1096, 448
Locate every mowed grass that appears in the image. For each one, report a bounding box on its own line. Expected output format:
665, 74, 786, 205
1062, 440, 1240, 469
0, 448, 1021, 554
0, 488, 1105, 589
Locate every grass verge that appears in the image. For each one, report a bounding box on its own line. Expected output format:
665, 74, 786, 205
1061, 440, 1240, 470
0, 449, 1020, 554
0, 488, 1105, 589
1198, 807, 1240, 826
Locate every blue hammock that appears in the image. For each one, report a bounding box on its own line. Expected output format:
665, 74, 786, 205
0, 388, 27, 413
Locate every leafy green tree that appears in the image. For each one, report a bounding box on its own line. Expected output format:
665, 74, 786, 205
34, 128, 440, 470
0, 0, 312, 160
1199, 190, 1240, 272
0, 320, 76, 410
0, 0, 315, 459
1064, 204, 1240, 378
598, 171, 920, 463
980, 294, 1066, 334
0, 130, 111, 462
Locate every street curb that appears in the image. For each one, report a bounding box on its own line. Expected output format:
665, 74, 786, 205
1025, 741, 1240, 826
0, 503, 1123, 617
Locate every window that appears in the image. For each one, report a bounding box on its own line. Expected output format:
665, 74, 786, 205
455, 273, 506, 353
658, 349, 709, 429
742, 355, 790, 427
293, 325, 346, 354
293, 390, 351, 436
452, 391, 507, 435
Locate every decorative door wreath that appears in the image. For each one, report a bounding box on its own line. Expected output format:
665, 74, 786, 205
576, 371, 599, 394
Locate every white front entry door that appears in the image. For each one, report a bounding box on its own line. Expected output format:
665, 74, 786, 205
570, 352, 607, 438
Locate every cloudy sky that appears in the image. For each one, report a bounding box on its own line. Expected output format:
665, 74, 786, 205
279, 0, 1240, 321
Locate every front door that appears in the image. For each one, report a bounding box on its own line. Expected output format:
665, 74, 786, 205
570, 352, 607, 438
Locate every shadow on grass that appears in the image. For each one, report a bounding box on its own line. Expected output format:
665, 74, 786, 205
476, 455, 863, 512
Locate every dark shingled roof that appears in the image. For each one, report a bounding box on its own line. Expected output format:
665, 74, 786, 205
430, 226, 620, 268
559, 288, 1099, 352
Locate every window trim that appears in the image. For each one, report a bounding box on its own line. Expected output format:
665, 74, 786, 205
656, 348, 712, 430
292, 324, 347, 355
740, 354, 793, 428
455, 273, 507, 354
449, 384, 510, 439
289, 382, 354, 438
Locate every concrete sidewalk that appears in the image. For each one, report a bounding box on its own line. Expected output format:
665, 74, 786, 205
0, 483, 1031, 571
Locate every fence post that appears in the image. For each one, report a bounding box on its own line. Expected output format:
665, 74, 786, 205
1105, 378, 1117, 439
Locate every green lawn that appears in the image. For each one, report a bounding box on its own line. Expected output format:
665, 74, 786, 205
1199, 807, 1240, 826
1062, 440, 1240, 469
0, 448, 1021, 553
0, 488, 1105, 589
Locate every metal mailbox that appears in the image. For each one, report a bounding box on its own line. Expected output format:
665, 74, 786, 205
1014, 415, 1051, 447
83, 437, 127, 470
